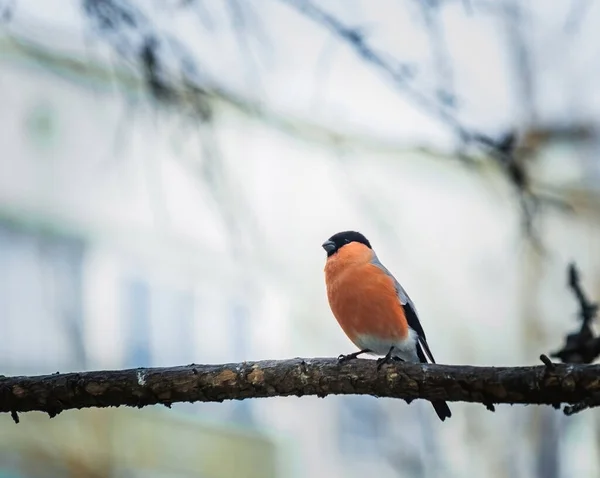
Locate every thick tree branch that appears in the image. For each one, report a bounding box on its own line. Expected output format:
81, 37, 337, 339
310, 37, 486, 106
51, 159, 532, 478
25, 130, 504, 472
2, 358, 600, 423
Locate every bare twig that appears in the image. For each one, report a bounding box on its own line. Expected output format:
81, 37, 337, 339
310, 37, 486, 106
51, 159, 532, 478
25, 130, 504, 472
563, 391, 600, 415
568, 262, 598, 325
277, 0, 477, 142
540, 354, 556, 370
551, 262, 600, 364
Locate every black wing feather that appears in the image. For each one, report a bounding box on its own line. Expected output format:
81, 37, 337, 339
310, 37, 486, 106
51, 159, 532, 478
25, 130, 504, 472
403, 300, 436, 364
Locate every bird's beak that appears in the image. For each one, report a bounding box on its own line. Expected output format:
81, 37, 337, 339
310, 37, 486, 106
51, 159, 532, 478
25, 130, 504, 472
322, 240, 336, 254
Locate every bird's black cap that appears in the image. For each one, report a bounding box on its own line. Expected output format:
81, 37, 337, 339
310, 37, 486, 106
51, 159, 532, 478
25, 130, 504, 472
322, 230, 371, 257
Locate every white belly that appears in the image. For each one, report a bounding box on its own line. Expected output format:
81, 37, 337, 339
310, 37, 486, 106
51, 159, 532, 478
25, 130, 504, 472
354, 328, 420, 363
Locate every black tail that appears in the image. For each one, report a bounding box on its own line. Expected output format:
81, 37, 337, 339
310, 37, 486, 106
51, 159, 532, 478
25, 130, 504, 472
432, 400, 452, 421
414, 339, 452, 421
409, 323, 452, 422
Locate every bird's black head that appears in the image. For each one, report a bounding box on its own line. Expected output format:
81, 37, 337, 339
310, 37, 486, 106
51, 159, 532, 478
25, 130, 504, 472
322, 230, 372, 257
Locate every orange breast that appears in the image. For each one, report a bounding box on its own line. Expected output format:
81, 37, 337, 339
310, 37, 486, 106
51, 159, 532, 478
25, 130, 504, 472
324, 246, 408, 345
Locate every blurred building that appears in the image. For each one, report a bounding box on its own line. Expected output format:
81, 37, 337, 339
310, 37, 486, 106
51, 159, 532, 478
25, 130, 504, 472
1, 8, 600, 478
0, 32, 284, 478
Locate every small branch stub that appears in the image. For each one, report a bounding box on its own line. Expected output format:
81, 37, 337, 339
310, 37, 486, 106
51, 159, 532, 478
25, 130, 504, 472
540, 354, 556, 370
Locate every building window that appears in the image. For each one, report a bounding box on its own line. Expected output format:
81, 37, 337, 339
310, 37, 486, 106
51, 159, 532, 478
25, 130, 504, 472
0, 222, 86, 374
122, 276, 152, 367
121, 277, 197, 369
151, 286, 195, 366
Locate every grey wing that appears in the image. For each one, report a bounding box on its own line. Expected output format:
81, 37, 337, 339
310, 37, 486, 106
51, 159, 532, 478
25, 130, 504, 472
370, 252, 436, 364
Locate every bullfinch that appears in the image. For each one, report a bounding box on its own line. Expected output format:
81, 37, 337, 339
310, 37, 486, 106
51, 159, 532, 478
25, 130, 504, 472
322, 230, 451, 421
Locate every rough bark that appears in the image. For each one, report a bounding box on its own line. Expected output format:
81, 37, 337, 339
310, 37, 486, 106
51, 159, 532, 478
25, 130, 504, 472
1, 357, 600, 422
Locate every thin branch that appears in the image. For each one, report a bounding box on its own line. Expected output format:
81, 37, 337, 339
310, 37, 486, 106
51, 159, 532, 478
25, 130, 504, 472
276, 0, 514, 156
277, 0, 472, 140
568, 261, 599, 326
3, 358, 600, 423
551, 262, 600, 364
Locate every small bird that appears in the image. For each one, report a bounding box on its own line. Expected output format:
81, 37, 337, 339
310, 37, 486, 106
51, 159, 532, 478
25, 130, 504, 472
322, 230, 451, 421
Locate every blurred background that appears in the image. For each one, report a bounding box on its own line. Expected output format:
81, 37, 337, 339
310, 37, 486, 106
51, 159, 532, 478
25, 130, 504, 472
0, 0, 600, 477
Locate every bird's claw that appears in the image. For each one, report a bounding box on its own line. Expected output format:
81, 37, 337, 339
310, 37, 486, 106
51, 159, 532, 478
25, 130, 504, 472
376, 347, 396, 371
376, 357, 389, 370
337, 349, 370, 363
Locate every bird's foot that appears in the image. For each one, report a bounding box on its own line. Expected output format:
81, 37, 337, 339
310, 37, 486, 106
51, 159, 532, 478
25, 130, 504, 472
376, 347, 396, 370
337, 349, 370, 363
